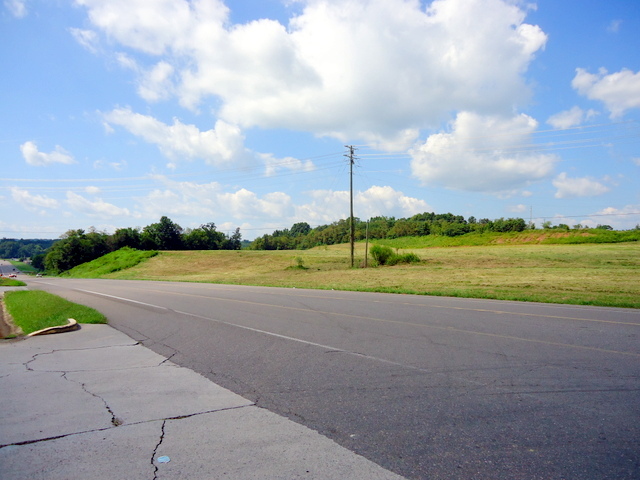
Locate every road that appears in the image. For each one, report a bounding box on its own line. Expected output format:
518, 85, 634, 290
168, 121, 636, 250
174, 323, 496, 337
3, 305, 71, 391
0, 260, 17, 276
28, 278, 640, 479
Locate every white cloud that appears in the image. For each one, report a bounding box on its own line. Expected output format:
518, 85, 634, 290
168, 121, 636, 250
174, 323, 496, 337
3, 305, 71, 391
20, 141, 76, 166
137, 61, 175, 102
135, 180, 294, 221
552, 172, 610, 199
66, 191, 131, 218
4, 0, 26, 18
76, 0, 547, 142
410, 111, 558, 192
260, 153, 315, 177
296, 185, 431, 225
572, 68, 640, 118
136, 177, 429, 232
103, 108, 254, 168
10, 187, 59, 211
69, 28, 99, 53
507, 204, 527, 213
592, 205, 640, 229
547, 106, 598, 129
632, 158, 640, 167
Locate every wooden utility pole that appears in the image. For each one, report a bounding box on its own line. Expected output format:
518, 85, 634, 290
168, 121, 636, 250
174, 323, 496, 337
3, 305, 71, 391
345, 145, 356, 267
364, 220, 369, 268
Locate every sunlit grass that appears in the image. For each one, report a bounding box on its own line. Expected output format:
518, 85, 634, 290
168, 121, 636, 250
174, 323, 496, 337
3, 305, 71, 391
64, 247, 158, 278
3, 290, 107, 335
91, 241, 640, 309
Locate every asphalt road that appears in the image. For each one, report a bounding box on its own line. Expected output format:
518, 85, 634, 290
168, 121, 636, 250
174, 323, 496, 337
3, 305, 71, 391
28, 278, 640, 479
0, 260, 17, 276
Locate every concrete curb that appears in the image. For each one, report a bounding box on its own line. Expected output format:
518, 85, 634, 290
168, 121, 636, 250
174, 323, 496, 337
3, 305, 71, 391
27, 318, 79, 337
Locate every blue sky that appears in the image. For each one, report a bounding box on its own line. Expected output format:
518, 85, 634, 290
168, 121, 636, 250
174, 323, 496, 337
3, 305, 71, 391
1, 0, 639, 240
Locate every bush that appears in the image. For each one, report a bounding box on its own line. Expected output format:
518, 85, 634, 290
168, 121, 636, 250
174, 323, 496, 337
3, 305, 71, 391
370, 244, 394, 265
387, 252, 421, 265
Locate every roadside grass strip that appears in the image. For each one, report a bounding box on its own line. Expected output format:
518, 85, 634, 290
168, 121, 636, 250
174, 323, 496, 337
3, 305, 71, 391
4, 290, 106, 335
0, 278, 26, 287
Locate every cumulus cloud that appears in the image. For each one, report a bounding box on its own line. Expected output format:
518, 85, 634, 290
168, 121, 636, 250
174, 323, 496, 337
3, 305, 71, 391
103, 108, 254, 168
11, 187, 59, 211
66, 191, 131, 218
592, 205, 640, 229
76, 0, 547, 142
295, 185, 431, 225
138, 177, 428, 230
547, 106, 598, 129
20, 141, 76, 166
410, 111, 558, 192
552, 172, 610, 199
260, 153, 315, 177
572, 68, 640, 118
136, 178, 294, 221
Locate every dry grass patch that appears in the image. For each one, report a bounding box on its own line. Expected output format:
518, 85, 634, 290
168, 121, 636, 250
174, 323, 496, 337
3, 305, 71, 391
99, 242, 640, 308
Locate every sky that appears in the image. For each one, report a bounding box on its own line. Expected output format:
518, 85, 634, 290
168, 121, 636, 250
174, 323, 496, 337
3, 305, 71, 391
1, 0, 639, 241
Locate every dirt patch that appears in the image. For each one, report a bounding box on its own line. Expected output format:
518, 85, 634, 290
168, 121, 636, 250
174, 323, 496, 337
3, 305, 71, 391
0, 294, 22, 338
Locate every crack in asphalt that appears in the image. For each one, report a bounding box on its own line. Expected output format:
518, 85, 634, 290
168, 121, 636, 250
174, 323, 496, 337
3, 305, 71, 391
151, 420, 166, 480
0, 404, 254, 449
61, 371, 122, 427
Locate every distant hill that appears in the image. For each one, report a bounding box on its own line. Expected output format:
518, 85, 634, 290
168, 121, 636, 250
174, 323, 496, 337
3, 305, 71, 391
0, 238, 56, 259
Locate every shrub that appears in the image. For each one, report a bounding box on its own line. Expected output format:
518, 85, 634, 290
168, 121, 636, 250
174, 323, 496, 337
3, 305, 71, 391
370, 244, 394, 265
387, 252, 421, 265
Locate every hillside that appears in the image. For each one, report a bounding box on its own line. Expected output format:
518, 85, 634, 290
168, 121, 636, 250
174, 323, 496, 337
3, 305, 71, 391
66, 233, 640, 309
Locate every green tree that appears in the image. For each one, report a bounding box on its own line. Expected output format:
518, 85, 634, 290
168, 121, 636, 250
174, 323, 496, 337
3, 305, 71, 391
111, 227, 142, 250
290, 222, 311, 237
184, 223, 226, 250
223, 227, 242, 250
142, 216, 183, 250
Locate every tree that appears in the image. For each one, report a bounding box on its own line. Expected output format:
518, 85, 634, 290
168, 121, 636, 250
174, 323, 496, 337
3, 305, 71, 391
31, 253, 46, 271
184, 223, 226, 250
223, 227, 242, 250
142, 216, 183, 250
45, 229, 96, 273
111, 227, 142, 250
290, 222, 311, 237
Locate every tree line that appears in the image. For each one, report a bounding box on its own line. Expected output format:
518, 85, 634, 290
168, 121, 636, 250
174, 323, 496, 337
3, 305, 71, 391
42, 216, 242, 274
251, 213, 529, 250
0, 239, 56, 261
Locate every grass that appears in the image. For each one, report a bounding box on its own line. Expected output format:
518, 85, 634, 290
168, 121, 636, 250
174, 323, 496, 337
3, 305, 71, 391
9, 260, 38, 274
86, 240, 640, 309
64, 247, 158, 278
3, 290, 107, 335
0, 277, 26, 287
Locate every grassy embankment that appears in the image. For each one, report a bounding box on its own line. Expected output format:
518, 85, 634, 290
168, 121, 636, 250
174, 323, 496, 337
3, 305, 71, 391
9, 260, 38, 274
3, 290, 107, 336
66, 229, 640, 309
0, 278, 26, 287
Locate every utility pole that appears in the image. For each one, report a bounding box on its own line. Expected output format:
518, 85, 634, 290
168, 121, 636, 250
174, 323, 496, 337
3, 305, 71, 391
345, 145, 357, 267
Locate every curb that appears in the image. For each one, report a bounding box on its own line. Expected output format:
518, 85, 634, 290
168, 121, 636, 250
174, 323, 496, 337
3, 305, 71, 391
27, 318, 79, 337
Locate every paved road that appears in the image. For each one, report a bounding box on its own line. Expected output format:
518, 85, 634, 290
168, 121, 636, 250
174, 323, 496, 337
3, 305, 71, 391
29, 278, 640, 479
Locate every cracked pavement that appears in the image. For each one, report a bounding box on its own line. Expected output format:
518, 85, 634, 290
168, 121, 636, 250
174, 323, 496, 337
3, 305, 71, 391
0, 324, 405, 480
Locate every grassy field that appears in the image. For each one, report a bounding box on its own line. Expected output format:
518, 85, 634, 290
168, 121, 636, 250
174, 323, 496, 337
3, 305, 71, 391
90, 240, 640, 308
3, 290, 107, 335
65, 247, 157, 277
9, 260, 38, 274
